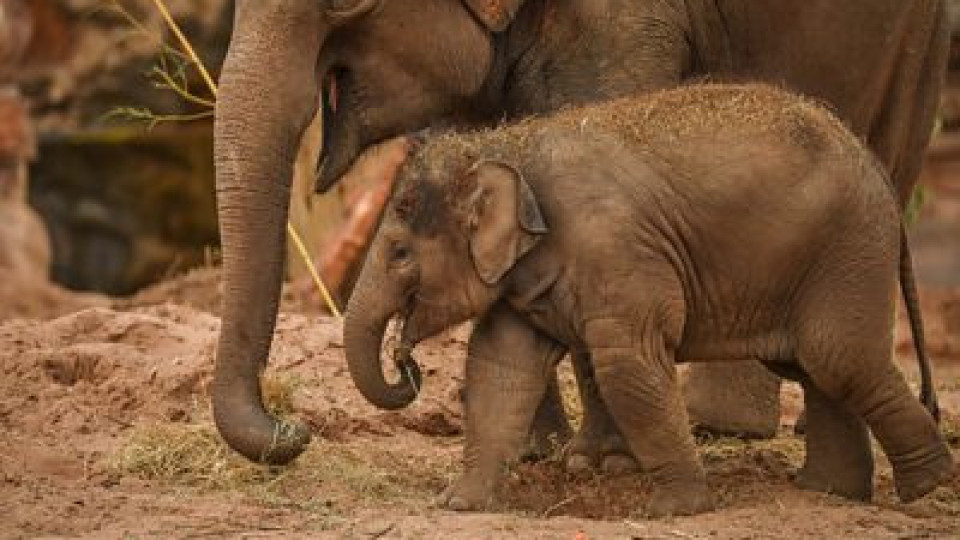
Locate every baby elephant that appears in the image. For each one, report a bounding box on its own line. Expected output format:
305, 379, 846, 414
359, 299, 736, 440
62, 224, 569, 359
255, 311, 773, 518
342, 84, 953, 517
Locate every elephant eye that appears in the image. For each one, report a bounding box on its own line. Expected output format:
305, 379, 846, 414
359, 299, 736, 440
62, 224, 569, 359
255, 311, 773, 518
390, 244, 412, 265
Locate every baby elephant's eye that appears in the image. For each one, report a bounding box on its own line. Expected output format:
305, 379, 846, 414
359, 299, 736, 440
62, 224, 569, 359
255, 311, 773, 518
390, 244, 412, 264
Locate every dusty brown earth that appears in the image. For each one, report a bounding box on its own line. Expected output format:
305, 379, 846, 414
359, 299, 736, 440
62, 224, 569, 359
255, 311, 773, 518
1, 269, 959, 539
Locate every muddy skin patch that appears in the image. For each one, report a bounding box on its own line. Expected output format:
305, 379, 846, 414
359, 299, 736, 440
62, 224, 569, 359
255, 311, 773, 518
393, 174, 449, 237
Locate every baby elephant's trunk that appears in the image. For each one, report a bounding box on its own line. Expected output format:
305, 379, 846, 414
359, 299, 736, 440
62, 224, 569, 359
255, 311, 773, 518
343, 273, 422, 410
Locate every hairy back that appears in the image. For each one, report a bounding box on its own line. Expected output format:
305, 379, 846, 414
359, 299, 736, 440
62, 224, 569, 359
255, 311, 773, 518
407, 84, 864, 182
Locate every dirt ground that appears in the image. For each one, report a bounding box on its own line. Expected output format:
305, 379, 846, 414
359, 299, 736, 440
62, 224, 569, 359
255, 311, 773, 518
2, 168, 960, 540
1, 270, 959, 539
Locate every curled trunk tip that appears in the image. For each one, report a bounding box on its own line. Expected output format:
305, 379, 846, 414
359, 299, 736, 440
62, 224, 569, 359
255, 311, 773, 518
211, 374, 313, 465
344, 299, 423, 410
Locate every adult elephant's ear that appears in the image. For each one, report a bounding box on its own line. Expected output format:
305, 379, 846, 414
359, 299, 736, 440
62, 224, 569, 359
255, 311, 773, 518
464, 160, 547, 284
461, 0, 526, 32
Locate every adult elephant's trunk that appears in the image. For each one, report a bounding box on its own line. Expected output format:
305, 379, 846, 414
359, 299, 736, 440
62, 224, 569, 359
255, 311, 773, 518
343, 264, 422, 410
211, 1, 326, 465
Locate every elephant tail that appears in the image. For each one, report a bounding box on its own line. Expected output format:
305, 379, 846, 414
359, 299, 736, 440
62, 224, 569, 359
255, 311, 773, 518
899, 225, 939, 423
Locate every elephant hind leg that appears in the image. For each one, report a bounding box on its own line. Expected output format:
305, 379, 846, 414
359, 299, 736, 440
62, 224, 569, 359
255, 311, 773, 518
797, 321, 953, 503
795, 378, 874, 501
524, 370, 573, 461
565, 350, 639, 475
684, 360, 781, 440
846, 364, 953, 503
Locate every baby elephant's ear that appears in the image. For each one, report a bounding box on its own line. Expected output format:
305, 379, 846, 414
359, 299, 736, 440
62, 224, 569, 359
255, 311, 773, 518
465, 160, 547, 285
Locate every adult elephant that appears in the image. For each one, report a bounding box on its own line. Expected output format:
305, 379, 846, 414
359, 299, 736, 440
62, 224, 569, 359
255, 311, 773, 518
212, 0, 949, 465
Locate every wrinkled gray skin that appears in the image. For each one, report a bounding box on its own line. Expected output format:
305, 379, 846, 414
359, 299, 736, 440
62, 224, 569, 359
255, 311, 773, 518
212, 0, 949, 465
345, 85, 953, 516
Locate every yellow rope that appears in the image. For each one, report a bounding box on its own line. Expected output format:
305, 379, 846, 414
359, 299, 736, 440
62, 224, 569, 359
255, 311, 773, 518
287, 222, 343, 318
151, 0, 342, 317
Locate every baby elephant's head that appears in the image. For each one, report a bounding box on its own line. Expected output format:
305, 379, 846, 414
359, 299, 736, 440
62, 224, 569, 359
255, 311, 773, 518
344, 145, 547, 410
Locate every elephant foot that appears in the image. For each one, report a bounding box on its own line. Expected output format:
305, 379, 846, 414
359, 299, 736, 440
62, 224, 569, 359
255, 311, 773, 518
564, 452, 594, 474
563, 394, 639, 474
645, 478, 715, 517
565, 428, 639, 475
795, 463, 873, 501
601, 453, 640, 475
437, 475, 495, 511
684, 361, 781, 440
566, 452, 639, 474
892, 445, 955, 503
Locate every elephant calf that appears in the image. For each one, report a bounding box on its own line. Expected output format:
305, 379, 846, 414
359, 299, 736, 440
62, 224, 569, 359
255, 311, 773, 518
343, 84, 953, 517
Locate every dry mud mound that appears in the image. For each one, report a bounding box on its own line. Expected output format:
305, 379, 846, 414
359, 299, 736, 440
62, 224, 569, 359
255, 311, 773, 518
0, 306, 218, 448
0, 295, 958, 538
0, 270, 108, 322
118, 266, 225, 314
119, 266, 324, 316
0, 303, 465, 445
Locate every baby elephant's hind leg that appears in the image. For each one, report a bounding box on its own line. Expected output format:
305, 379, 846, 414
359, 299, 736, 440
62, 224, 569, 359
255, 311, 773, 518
846, 363, 954, 503
685, 360, 781, 439
798, 310, 953, 504
796, 379, 874, 500
565, 351, 639, 475
524, 371, 573, 461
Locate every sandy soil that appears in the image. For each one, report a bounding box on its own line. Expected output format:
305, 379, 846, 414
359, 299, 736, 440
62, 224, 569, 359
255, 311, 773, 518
0, 264, 958, 539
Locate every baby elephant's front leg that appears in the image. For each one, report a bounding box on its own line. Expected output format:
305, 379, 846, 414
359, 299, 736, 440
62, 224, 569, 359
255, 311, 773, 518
439, 303, 561, 511
586, 318, 714, 517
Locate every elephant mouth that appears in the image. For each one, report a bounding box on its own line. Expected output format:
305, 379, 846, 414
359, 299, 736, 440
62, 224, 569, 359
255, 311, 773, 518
393, 315, 423, 397
316, 68, 357, 193
323, 70, 340, 117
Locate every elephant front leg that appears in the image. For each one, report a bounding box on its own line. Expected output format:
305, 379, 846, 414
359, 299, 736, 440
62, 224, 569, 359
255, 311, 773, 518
586, 318, 714, 517
439, 304, 560, 511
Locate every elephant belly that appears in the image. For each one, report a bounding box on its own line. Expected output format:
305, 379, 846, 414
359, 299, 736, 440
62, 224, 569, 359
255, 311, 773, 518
676, 329, 794, 367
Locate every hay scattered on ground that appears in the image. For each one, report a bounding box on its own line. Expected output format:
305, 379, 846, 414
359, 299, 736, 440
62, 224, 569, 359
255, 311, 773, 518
109, 419, 458, 510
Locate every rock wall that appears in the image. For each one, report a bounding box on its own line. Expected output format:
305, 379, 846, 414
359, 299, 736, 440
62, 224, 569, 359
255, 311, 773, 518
5, 0, 232, 294
18, 0, 231, 131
